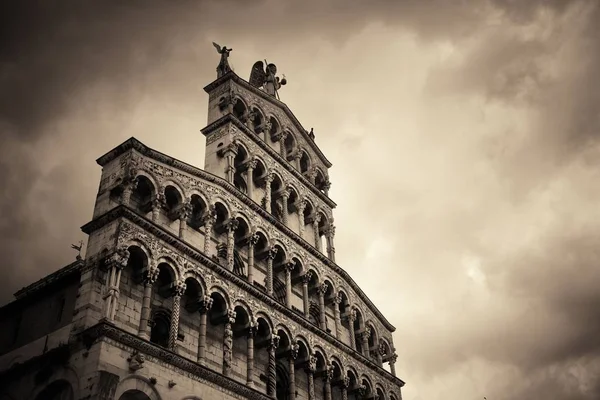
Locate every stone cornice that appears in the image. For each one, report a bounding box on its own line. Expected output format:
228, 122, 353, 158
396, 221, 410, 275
94, 138, 393, 333
13, 260, 83, 299
203, 71, 333, 168
200, 114, 336, 208
80, 206, 405, 388
79, 321, 273, 400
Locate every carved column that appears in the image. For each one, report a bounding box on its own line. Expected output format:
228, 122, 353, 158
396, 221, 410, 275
203, 206, 216, 257
247, 233, 259, 285
223, 309, 236, 377
297, 199, 307, 238
289, 342, 298, 399
121, 177, 137, 206
138, 265, 159, 339
246, 159, 258, 200
361, 326, 371, 358
226, 219, 239, 271
389, 353, 398, 377
178, 202, 192, 241
326, 225, 336, 262
333, 293, 342, 340
247, 320, 257, 387
104, 246, 130, 321
284, 261, 295, 308
267, 335, 280, 398
262, 120, 272, 142
281, 187, 291, 226
313, 214, 322, 252
278, 131, 289, 158
301, 271, 312, 318
169, 280, 186, 350
307, 354, 317, 400
151, 192, 164, 222
324, 363, 334, 400
348, 309, 357, 350
341, 376, 350, 400
197, 296, 213, 365
293, 151, 302, 171
264, 172, 275, 213
266, 247, 278, 297
317, 283, 328, 329
377, 343, 385, 366
223, 142, 239, 184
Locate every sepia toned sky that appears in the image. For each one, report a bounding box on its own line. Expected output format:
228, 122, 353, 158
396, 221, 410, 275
2, 0, 600, 398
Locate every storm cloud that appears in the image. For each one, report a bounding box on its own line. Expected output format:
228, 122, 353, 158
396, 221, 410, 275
1, 0, 599, 399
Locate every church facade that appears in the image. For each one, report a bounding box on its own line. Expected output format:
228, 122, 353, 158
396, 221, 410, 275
0, 52, 404, 400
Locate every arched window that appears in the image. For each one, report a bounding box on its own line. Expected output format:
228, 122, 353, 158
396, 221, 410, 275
149, 309, 170, 348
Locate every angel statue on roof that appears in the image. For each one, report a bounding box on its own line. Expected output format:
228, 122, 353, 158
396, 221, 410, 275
249, 60, 287, 99
212, 42, 233, 78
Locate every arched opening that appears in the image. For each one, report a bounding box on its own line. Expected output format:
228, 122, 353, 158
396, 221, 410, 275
270, 174, 283, 221
286, 187, 299, 225
118, 389, 152, 400
353, 308, 365, 355
182, 277, 203, 313
233, 145, 250, 194
330, 359, 344, 399
254, 317, 273, 395
268, 117, 280, 143
231, 305, 250, 383
210, 202, 230, 262
367, 323, 378, 361
250, 107, 265, 135
125, 245, 148, 285
188, 194, 207, 230
299, 151, 310, 174
317, 212, 328, 253
233, 99, 246, 121
306, 271, 321, 328
302, 201, 315, 241
380, 340, 393, 373
347, 370, 359, 400
150, 309, 171, 348
283, 132, 295, 161
272, 244, 287, 305
232, 217, 250, 277
163, 185, 183, 219
252, 232, 270, 292
206, 291, 228, 371
290, 257, 304, 314
313, 350, 327, 399
377, 387, 386, 400
360, 377, 374, 399
275, 329, 292, 400
323, 279, 335, 334
131, 176, 155, 214
314, 169, 328, 194
294, 339, 310, 399
35, 380, 73, 400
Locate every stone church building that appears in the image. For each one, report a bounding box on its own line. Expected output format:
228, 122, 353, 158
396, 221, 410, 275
0, 50, 404, 400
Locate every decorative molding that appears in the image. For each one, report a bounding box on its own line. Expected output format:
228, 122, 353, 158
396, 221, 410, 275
91, 141, 394, 335
80, 322, 273, 400
79, 206, 405, 388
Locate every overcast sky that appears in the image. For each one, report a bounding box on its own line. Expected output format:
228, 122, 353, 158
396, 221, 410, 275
2, 0, 600, 399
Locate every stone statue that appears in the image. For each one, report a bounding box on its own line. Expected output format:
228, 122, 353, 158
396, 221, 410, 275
127, 350, 145, 372
212, 42, 233, 78
249, 60, 287, 99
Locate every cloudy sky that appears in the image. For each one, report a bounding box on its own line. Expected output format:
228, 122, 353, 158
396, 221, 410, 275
2, 0, 600, 398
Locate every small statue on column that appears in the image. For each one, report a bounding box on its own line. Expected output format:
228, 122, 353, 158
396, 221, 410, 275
212, 42, 233, 78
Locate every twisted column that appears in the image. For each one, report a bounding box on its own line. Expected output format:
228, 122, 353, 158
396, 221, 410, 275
325, 225, 336, 262
297, 199, 307, 238
168, 280, 186, 350
226, 218, 239, 271
341, 376, 350, 400
223, 309, 237, 377
348, 309, 357, 350
264, 172, 275, 213
247, 233, 259, 285
289, 342, 299, 399
284, 261, 295, 308
317, 283, 328, 329
247, 320, 257, 387
197, 296, 213, 365
103, 246, 130, 321
307, 354, 317, 400
151, 192, 164, 222
138, 265, 159, 339
203, 205, 216, 257
281, 187, 290, 226
266, 247, 278, 297
278, 131, 289, 158
324, 363, 334, 400
301, 271, 313, 318
333, 293, 342, 340
267, 335, 280, 398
